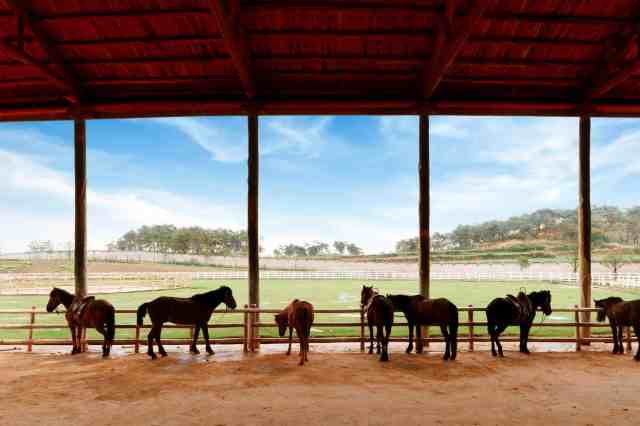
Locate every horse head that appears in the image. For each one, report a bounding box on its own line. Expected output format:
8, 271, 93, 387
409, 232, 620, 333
220, 286, 237, 310
46, 287, 64, 312
594, 297, 624, 322
274, 312, 288, 337
531, 290, 552, 316
360, 285, 375, 307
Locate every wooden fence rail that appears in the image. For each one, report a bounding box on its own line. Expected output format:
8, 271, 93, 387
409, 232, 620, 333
0, 306, 636, 354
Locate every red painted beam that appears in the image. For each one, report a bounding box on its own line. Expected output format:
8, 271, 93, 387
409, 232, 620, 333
422, 0, 492, 98
208, 0, 256, 99
3, 0, 83, 103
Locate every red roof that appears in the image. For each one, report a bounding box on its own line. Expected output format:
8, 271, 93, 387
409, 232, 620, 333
1, 0, 640, 120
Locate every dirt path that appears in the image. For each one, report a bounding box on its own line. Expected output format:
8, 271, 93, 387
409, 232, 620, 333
1, 348, 639, 426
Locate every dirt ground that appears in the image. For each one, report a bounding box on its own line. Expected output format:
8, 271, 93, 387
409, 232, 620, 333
1, 344, 639, 426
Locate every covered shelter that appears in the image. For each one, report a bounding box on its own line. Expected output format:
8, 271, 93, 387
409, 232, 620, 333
2, 0, 640, 336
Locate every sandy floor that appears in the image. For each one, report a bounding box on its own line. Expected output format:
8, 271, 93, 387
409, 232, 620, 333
1, 346, 639, 426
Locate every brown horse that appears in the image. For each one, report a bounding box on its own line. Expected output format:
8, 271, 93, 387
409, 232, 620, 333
361, 285, 394, 361
387, 294, 458, 360
595, 297, 640, 360
137, 285, 237, 359
46, 288, 115, 357
275, 299, 314, 366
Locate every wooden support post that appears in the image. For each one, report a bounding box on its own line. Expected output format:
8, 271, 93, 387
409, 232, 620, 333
419, 114, 430, 348
360, 306, 365, 352
468, 305, 474, 352
574, 305, 581, 351
74, 118, 87, 298
250, 303, 258, 352
27, 306, 35, 353
243, 304, 249, 353
248, 113, 260, 349
578, 115, 591, 341
627, 326, 632, 352
418, 114, 430, 299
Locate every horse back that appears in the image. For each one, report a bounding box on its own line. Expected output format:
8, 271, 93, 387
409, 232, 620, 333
414, 297, 457, 325
290, 301, 314, 336
613, 299, 640, 325
367, 295, 394, 325
148, 296, 212, 325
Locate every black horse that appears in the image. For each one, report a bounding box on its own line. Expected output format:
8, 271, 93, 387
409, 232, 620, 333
361, 285, 394, 361
137, 286, 237, 359
486, 290, 552, 357
387, 294, 459, 360
595, 297, 640, 360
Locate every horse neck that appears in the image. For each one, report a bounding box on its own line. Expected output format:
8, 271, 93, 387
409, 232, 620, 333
204, 291, 224, 310
58, 290, 75, 309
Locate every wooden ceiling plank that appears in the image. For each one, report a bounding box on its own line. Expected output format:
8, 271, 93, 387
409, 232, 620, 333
208, 0, 256, 99
423, 0, 492, 98
3, 0, 83, 103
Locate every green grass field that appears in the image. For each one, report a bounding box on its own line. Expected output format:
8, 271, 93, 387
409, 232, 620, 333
2, 279, 639, 343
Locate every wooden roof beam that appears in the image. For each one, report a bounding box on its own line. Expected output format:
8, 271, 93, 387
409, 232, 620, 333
208, 0, 256, 99
3, 0, 83, 103
422, 0, 492, 98
582, 8, 640, 101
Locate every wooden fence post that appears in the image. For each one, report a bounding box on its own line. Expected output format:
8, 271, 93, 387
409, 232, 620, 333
574, 305, 581, 352
360, 306, 365, 352
468, 305, 474, 352
627, 326, 632, 352
134, 320, 140, 354
243, 304, 249, 353
27, 306, 35, 353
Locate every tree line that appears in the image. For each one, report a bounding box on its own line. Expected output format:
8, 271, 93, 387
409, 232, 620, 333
273, 240, 363, 257
109, 225, 249, 256
396, 206, 640, 253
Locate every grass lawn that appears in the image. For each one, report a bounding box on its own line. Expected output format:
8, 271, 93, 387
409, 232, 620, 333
2, 279, 639, 343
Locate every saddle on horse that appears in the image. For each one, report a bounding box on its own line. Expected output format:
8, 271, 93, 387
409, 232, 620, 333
505, 292, 532, 323
67, 296, 95, 323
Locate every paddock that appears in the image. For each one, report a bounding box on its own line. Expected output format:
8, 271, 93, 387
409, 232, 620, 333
1, 346, 638, 426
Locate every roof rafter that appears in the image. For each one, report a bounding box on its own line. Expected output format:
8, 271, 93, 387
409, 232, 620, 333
584, 34, 640, 100
208, 0, 256, 99
422, 0, 492, 98
3, 0, 83, 103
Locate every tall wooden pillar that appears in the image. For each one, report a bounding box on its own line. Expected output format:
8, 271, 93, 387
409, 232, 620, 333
74, 118, 87, 298
578, 115, 592, 338
419, 114, 430, 299
247, 113, 259, 309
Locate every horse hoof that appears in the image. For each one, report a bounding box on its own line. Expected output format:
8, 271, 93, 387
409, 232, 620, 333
380, 356, 389, 362
190, 348, 200, 355
206, 350, 215, 356
149, 354, 157, 360
634, 356, 640, 361
443, 355, 450, 361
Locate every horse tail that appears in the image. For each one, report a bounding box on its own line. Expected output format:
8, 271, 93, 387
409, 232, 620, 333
449, 302, 459, 359
137, 303, 149, 327
106, 307, 116, 342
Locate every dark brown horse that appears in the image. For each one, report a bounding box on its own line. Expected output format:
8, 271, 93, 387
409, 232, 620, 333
46, 288, 115, 357
137, 285, 237, 359
361, 285, 394, 361
595, 297, 640, 360
486, 290, 552, 357
387, 294, 458, 360
275, 299, 315, 366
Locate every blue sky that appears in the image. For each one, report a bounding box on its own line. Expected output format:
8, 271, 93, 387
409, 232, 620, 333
1, 116, 640, 254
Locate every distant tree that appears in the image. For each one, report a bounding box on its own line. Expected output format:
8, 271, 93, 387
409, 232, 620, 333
395, 237, 418, 254
346, 243, 363, 256
333, 241, 346, 255
517, 256, 530, 271
601, 254, 628, 279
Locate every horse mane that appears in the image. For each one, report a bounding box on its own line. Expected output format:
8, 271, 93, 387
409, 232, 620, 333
190, 286, 230, 305
528, 290, 550, 304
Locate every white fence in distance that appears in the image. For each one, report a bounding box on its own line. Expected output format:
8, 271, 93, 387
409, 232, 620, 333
1, 270, 640, 288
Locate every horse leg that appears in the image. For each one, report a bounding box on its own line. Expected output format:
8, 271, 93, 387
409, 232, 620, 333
416, 325, 424, 354
287, 327, 293, 355
377, 325, 388, 362
155, 325, 168, 357
406, 321, 414, 354
633, 323, 640, 361
70, 325, 78, 355
618, 325, 625, 355
96, 324, 108, 357
495, 322, 507, 357
189, 324, 200, 354
147, 324, 157, 360
298, 329, 305, 366
368, 324, 374, 354
382, 322, 391, 362
305, 323, 311, 362
201, 323, 214, 355
441, 325, 450, 360
520, 324, 531, 354
609, 323, 619, 354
